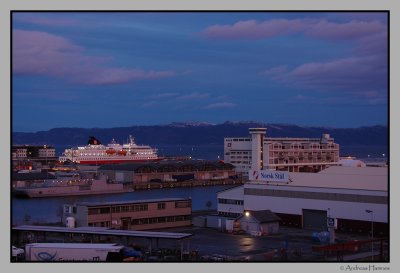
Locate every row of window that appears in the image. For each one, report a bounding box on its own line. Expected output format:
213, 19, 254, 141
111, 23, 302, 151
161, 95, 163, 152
131, 215, 191, 225
230, 161, 251, 164
87, 201, 191, 215
230, 151, 250, 155
218, 211, 241, 218
231, 156, 250, 159
88, 215, 192, 227
218, 198, 244, 205
88, 204, 149, 215
226, 138, 251, 142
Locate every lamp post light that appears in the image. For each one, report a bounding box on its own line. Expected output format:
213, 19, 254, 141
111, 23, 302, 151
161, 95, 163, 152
365, 209, 374, 261
44, 145, 48, 169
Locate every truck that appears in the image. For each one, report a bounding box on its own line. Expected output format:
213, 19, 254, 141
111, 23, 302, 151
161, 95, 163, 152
12, 245, 25, 261
24, 243, 124, 262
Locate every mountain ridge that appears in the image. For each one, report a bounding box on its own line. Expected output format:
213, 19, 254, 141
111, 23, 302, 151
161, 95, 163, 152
12, 121, 388, 147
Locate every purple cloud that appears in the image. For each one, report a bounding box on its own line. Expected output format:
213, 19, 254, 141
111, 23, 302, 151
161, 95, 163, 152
291, 92, 386, 106
256, 18, 387, 102
12, 29, 175, 85
148, 92, 180, 99
13, 15, 78, 27
203, 19, 306, 40
177, 92, 209, 100
305, 19, 386, 41
289, 55, 386, 90
204, 102, 236, 109
202, 18, 386, 41
264, 55, 387, 104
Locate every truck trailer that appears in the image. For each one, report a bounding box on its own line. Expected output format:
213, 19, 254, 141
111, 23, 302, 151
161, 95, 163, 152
25, 243, 124, 261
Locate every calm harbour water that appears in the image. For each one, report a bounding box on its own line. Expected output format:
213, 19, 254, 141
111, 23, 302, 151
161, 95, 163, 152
12, 144, 388, 225
11, 185, 234, 225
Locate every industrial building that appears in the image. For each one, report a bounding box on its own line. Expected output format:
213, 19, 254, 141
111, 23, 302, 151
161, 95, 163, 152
217, 165, 388, 236
224, 128, 340, 174
98, 160, 236, 183
63, 198, 192, 231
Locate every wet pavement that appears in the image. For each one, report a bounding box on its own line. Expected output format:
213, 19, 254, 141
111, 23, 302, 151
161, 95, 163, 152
13, 223, 388, 262
146, 225, 384, 262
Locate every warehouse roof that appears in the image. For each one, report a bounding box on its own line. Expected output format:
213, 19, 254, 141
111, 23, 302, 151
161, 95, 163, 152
98, 160, 235, 173
75, 197, 190, 207
280, 166, 388, 191
12, 225, 193, 240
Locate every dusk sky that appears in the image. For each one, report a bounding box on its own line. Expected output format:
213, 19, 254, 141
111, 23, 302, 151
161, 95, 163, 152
12, 11, 388, 132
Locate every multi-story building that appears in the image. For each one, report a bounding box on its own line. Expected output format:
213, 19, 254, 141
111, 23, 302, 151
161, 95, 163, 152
12, 145, 57, 171
12, 145, 56, 158
12, 147, 28, 159
224, 128, 340, 173
63, 198, 192, 230
38, 145, 56, 158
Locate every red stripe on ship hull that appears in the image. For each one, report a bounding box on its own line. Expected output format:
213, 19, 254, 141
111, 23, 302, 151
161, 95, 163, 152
76, 158, 162, 164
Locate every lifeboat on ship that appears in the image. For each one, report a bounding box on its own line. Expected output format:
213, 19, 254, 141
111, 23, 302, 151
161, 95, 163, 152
106, 149, 116, 155
117, 150, 127, 156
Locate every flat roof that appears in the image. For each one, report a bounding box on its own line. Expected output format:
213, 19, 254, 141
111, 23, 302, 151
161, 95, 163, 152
98, 160, 235, 171
25, 243, 123, 249
12, 225, 193, 240
286, 166, 388, 191
75, 197, 190, 207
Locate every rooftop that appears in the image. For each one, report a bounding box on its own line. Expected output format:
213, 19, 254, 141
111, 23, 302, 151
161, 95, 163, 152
241, 210, 282, 223
273, 166, 388, 191
75, 197, 191, 207
98, 160, 235, 172
13, 225, 193, 240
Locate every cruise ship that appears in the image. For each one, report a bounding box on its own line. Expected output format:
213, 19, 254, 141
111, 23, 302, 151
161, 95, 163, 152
59, 135, 160, 164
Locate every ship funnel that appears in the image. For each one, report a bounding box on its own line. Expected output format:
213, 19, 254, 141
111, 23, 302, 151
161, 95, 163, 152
88, 136, 102, 145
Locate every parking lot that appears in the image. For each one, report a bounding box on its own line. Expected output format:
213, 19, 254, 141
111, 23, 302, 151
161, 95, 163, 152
145, 225, 386, 262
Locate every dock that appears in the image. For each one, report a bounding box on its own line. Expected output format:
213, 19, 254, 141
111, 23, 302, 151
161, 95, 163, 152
127, 179, 244, 191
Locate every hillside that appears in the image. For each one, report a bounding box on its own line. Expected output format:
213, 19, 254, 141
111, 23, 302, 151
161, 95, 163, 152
12, 121, 388, 147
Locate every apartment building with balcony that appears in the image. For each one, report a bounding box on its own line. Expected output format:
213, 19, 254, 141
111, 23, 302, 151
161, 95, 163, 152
224, 128, 340, 173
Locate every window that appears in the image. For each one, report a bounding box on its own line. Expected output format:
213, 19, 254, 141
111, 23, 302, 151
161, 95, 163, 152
175, 200, 191, 208
157, 202, 166, 210
149, 217, 158, 224
99, 207, 110, 214
88, 208, 99, 215
121, 206, 130, 212
133, 204, 148, 211
112, 206, 121, 213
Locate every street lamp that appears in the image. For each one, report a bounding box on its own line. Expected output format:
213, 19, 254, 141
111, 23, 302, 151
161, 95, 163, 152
365, 209, 374, 261
245, 211, 250, 217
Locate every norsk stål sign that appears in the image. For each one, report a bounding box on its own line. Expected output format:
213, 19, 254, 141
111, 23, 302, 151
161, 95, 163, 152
249, 170, 289, 183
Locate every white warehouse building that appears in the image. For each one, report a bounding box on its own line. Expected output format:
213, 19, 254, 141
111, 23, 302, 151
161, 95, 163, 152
217, 165, 388, 235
